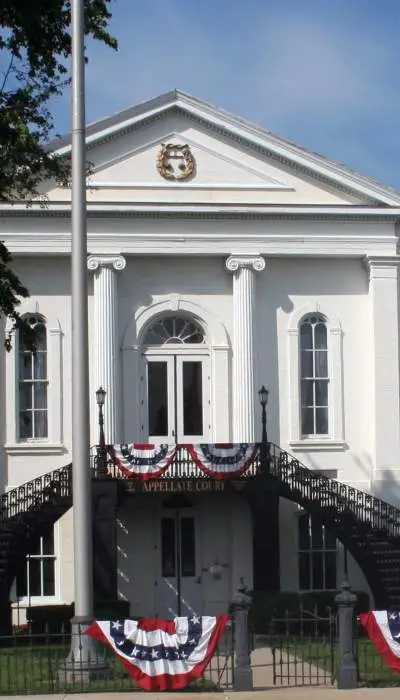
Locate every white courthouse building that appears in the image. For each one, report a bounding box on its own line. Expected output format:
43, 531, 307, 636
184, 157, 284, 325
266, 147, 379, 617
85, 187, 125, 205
2, 90, 400, 623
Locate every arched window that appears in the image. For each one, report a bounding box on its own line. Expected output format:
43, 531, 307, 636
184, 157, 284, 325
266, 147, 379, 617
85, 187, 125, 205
143, 316, 205, 346
18, 315, 48, 439
142, 315, 208, 442
300, 314, 328, 436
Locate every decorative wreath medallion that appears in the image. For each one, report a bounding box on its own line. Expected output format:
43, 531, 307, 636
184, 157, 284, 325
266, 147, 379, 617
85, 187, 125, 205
156, 143, 195, 181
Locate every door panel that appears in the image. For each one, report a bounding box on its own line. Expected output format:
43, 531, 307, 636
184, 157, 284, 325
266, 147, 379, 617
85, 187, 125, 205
176, 356, 209, 442
147, 357, 175, 442
156, 511, 202, 619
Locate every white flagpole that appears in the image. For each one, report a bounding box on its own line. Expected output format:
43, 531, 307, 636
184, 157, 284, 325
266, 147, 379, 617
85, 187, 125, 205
63, 0, 107, 678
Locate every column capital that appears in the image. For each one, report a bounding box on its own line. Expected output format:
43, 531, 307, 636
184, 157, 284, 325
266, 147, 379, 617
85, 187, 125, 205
364, 255, 400, 280
226, 255, 265, 273
87, 254, 126, 272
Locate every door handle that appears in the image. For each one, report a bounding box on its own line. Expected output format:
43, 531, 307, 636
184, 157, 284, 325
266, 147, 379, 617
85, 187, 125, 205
196, 576, 201, 584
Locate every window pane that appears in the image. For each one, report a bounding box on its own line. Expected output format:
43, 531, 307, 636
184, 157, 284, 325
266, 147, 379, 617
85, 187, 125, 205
180, 517, 195, 577
174, 318, 186, 337
325, 526, 337, 549
19, 411, 33, 439
312, 552, 324, 589
34, 383, 47, 409
42, 530, 54, 555
16, 567, 28, 598
19, 353, 32, 380
182, 362, 203, 436
34, 411, 48, 438
35, 325, 47, 351
300, 323, 313, 350
315, 380, 328, 406
34, 352, 47, 380
28, 558, 42, 596
298, 515, 310, 549
311, 519, 323, 548
315, 407, 329, 434
161, 518, 176, 578
163, 318, 174, 337
325, 552, 337, 589
300, 351, 313, 378
301, 380, 314, 407
148, 362, 168, 436
298, 552, 310, 590
42, 559, 55, 596
20, 383, 33, 410
315, 351, 328, 378
314, 323, 327, 349
301, 407, 314, 435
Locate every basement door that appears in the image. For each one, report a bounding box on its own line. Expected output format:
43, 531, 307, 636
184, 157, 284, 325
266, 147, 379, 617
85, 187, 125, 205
155, 509, 203, 619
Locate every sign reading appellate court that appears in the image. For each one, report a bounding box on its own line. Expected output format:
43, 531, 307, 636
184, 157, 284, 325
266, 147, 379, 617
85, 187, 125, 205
125, 479, 226, 494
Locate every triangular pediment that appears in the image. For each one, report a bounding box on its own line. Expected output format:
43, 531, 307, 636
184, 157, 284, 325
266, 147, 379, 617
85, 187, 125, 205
42, 90, 400, 208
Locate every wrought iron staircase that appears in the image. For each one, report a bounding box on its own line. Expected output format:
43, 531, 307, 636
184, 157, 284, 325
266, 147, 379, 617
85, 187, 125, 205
0, 464, 72, 599
256, 443, 400, 609
1, 443, 400, 628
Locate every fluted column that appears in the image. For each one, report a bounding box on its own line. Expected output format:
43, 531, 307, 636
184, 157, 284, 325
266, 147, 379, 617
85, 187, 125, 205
87, 254, 126, 444
226, 255, 265, 442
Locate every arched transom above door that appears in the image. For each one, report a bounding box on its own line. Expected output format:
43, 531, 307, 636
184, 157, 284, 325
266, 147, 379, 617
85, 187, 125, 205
143, 316, 206, 346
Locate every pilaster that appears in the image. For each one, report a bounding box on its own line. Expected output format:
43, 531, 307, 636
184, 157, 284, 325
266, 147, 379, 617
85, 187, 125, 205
87, 254, 126, 444
226, 254, 265, 442
365, 255, 400, 472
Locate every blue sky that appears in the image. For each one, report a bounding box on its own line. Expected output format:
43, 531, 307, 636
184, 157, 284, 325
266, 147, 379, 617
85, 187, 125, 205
53, 0, 400, 190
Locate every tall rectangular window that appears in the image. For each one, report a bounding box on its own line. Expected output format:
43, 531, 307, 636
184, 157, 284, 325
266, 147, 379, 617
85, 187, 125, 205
18, 316, 48, 439
300, 315, 329, 436
16, 528, 56, 598
298, 513, 336, 591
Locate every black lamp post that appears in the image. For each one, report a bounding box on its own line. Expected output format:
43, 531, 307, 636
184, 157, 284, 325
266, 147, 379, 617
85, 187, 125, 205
96, 386, 107, 475
258, 385, 270, 471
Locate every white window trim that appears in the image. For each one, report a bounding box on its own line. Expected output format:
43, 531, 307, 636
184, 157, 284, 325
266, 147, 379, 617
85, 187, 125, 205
5, 320, 64, 455
141, 347, 211, 442
10, 522, 61, 607
122, 297, 231, 442
297, 510, 338, 592
287, 303, 345, 451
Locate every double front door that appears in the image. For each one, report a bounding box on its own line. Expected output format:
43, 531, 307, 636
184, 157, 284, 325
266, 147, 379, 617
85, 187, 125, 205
156, 509, 202, 619
145, 353, 210, 443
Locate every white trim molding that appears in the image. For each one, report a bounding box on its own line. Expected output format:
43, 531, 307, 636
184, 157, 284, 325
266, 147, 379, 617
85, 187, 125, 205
121, 296, 231, 443
287, 302, 345, 451
5, 313, 65, 455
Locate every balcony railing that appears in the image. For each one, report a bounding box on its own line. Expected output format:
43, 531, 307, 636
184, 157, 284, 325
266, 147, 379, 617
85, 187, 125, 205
89, 443, 265, 481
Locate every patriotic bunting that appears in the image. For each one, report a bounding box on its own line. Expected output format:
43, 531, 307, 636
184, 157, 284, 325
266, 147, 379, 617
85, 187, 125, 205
86, 615, 228, 691
186, 443, 258, 479
108, 443, 258, 480
360, 611, 400, 675
109, 444, 178, 479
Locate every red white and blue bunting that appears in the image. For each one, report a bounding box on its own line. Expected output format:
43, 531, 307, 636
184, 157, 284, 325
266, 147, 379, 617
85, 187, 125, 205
86, 614, 228, 691
109, 444, 178, 479
186, 443, 258, 479
107, 443, 258, 480
360, 611, 400, 675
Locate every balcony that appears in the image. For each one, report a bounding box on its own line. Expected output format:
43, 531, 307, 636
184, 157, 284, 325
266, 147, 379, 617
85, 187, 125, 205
90, 443, 267, 494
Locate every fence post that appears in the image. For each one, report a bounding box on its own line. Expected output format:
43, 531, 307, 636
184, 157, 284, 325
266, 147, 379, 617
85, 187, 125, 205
335, 581, 357, 690
232, 585, 253, 691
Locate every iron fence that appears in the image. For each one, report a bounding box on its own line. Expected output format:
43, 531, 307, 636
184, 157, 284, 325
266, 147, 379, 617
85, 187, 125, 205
250, 606, 336, 688
0, 623, 234, 695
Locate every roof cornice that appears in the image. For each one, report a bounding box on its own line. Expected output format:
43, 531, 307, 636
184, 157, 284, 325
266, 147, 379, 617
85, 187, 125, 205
49, 92, 400, 207
1, 203, 399, 222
